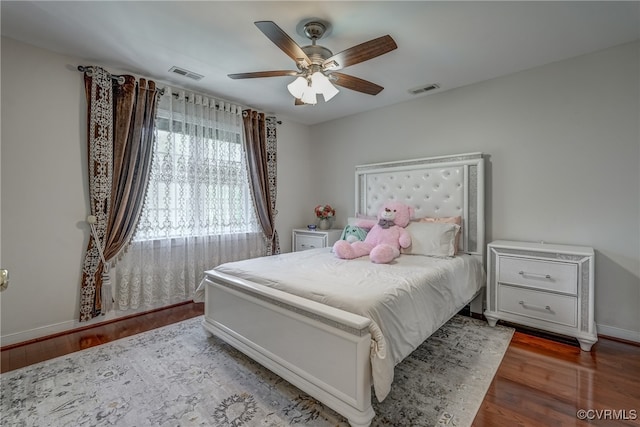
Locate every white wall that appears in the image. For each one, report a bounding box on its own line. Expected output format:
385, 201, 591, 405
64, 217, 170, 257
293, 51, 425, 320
272, 119, 315, 253
2, 37, 638, 345
309, 41, 640, 341
1, 38, 89, 343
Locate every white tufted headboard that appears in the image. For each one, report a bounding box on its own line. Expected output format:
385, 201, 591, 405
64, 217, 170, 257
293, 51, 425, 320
355, 152, 485, 257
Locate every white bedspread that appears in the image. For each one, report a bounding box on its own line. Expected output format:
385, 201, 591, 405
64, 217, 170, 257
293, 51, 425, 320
196, 248, 485, 401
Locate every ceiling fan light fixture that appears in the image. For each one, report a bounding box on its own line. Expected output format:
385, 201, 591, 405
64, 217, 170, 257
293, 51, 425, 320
301, 88, 317, 105
311, 71, 339, 102
321, 85, 339, 102
287, 76, 308, 99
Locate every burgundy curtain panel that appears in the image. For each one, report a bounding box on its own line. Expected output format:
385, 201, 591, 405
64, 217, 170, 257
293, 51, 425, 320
104, 77, 158, 262
242, 111, 280, 255
80, 67, 158, 321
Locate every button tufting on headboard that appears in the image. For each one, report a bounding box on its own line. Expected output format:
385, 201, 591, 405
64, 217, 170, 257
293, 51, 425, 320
362, 166, 464, 218
355, 153, 485, 256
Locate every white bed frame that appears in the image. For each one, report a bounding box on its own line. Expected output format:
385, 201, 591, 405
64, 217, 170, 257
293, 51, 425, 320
200, 152, 485, 426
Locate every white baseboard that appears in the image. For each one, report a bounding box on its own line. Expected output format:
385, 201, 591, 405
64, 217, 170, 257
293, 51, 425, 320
1, 307, 151, 347
1, 319, 77, 347
597, 323, 640, 343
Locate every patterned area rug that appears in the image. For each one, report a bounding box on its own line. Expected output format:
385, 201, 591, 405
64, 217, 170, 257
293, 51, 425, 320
1, 315, 513, 427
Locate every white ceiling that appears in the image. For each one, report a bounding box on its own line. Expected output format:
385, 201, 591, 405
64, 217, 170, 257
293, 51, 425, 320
2, 1, 638, 125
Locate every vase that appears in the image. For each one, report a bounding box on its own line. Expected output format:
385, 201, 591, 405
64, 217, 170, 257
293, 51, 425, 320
318, 218, 331, 230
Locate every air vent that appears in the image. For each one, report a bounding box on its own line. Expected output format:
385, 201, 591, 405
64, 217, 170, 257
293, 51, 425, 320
408, 83, 440, 95
168, 66, 204, 81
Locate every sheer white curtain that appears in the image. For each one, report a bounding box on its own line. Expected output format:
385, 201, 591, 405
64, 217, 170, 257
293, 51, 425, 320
115, 88, 266, 311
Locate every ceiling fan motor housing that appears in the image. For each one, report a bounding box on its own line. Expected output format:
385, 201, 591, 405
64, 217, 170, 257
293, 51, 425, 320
301, 45, 333, 67
300, 21, 333, 71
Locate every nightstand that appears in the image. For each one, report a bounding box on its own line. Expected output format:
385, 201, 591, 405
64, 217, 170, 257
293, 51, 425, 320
292, 228, 342, 252
485, 240, 597, 351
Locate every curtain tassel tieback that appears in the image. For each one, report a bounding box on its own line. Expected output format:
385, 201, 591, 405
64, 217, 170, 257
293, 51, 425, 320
87, 215, 113, 314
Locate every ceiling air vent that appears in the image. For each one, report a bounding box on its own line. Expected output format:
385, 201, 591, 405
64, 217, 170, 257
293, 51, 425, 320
408, 83, 440, 95
168, 66, 204, 81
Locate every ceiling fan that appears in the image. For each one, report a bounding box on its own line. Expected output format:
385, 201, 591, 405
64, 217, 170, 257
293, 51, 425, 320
228, 20, 397, 105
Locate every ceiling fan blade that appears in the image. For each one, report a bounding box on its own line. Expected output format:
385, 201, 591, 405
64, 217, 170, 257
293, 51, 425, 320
294, 98, 305, 106
323, 35, 397, 71
228, 70, 299, 79
255, 21, 311, 67
330, 72, 384, 95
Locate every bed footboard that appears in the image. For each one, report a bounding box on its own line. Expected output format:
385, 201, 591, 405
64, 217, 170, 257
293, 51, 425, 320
201, 271, 376, 427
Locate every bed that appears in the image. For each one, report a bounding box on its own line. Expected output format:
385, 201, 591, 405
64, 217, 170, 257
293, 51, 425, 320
197, 152, 485, 426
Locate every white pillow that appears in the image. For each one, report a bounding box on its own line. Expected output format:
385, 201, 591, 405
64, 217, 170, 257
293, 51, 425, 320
401, 222, 461, 257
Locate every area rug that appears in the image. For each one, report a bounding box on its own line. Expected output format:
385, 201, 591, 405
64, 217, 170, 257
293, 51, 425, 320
1, 315, 513, 427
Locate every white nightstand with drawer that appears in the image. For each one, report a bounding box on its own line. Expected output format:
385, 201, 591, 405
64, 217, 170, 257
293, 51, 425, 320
485, 240, 597, 351
292, 228, 342, 252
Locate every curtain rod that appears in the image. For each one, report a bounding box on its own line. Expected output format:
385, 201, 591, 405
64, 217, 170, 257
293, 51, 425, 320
77, 65, 246, 110
77, 65, 280, 122
161, 86, 253, 112
78, 65, 166, 95
77, 65, 126, 84
161, 90, 280, 122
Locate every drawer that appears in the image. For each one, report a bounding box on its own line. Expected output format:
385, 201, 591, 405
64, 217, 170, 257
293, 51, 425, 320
295, 234, 324, 251
498, 285, 577, 327
499, 256, 577, 294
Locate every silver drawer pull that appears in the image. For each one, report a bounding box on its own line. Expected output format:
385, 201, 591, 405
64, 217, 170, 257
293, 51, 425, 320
519, 300, 551, 311
519, 270, 551, 279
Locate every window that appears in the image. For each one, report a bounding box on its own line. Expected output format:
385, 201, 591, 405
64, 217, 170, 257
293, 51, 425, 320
115, 88, 267, 312
134, 93, 259, 241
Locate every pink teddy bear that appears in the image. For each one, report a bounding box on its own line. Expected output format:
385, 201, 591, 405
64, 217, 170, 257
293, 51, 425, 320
333, 201, 413, 264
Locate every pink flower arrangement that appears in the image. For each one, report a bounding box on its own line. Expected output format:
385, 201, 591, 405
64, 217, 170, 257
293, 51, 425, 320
314, 204, 336, 220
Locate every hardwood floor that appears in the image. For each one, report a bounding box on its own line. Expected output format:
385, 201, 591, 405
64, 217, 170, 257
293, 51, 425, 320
1, 301, 205, 373
2, 302, 639, 426
475, 331, 640, 426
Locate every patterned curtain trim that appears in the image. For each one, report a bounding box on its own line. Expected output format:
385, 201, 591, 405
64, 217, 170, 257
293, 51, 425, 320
80, 66, 114, 321
266, 116, 279, 255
